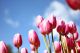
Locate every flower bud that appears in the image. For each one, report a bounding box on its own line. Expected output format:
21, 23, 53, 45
0, 41, 8, 53
28, 29, 40, 48
35, 15, 44, 28
13, 33, 22, 48
47, 15, 57, 29
68, 21, 77, 34
54, 41, 61, 52
39, 19, 52, 35
21, 48, 28, 53
66, 37, 75, 49
57, 20, 68, 35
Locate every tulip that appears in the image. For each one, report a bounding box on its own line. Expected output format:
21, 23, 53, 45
68, 21, 77, 34
13, 33, 22, 48
21, 48, 28, 53
54, 41, 61, 52
35, 15, 44, 28
0, 41, 8, 53
66, 0, 80, 10
13, 33, 22, 53
57, 19, 66, 35
39, 19, 52, 35
66, 37, 75, 49
28, 29, 40, 48
47, 15, 57, 29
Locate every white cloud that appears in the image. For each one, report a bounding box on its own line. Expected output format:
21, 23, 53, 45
4, 9, 20, 28
44, 1, 70, 22
5, 18, 20, 28
44, 1, 80, 22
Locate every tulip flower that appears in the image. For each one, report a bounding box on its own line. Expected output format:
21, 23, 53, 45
21, 48, 28, 53
66, 0, 80, 10
54, 41, 61, 52
57, 19, 66, 35
68, 21, 77, 34
39, 19, 52, 35
13, 33, 22, 53
66, 37, 75, 49
47, 15, 57, 29
28, 29, 40, 48
35, 15, 44, 28
0, 41, 8, 53
13, 33, 22, 48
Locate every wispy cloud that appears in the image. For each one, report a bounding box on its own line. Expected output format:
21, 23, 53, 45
5, 18, 20, 28
44, 1, 80, 36
4, 9, 20, 28
44, 1, 80, 22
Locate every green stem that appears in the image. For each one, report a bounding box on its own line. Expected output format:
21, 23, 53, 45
51, 31, 54, 43
35, 48, 38, 53
48, 35, 51, 53
51, 31, 55, 53
17, 47, 19, 53
43, 35, 50, 53
59, 34, 64, 53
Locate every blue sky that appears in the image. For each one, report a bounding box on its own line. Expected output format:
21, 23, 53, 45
0, 0, 80, 53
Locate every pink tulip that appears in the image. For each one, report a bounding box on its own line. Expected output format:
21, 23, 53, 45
39, 19, 52, 35
68, 21, 77, 34
66, 37, 75, 49
28, 29, 40, 48
66, 0, 80, 10
13, 33, 22, 48
57, 19, 70, 35
54, 41, 61, 52
0, 41, 8, 53
44, 50, 48, 53
35, 15, 44, 28
47, 15, 57, 29
21, 48, 28, 53
57, 19, 66, 35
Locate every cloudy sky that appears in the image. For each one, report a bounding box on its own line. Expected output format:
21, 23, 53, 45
0, 0, 80, 53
